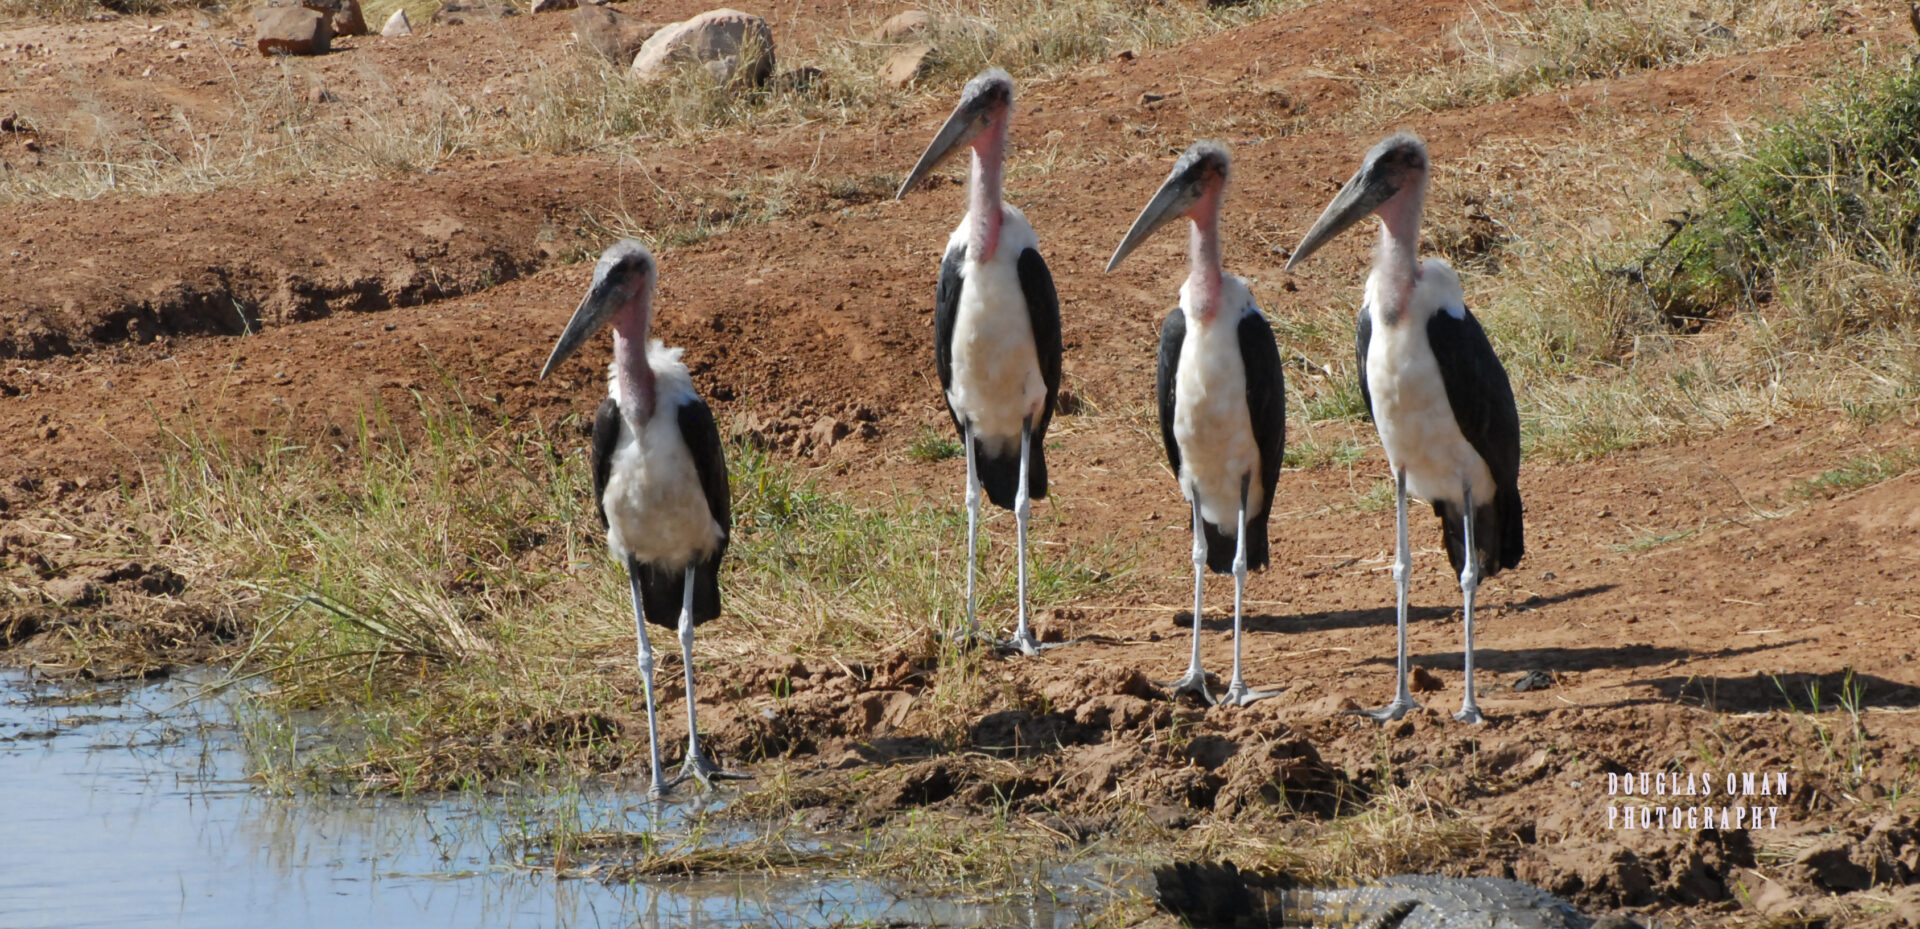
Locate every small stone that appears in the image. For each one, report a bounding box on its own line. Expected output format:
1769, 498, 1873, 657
1410, 665, 1445, 693
531, 0, 576, 13
331, 0, 369, 36
381, 8, 411, 35
255, 6, 332, 56
630, 8, 775, 87
1512, 669, 1554, 692
432, 0, 518, 26
570, 4, 658, 63
43, 576, 101, 606
878, 42, 934, 88
869, 9, 929, 41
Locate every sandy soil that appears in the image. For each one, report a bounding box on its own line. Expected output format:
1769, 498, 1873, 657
5, 0, 1919, 924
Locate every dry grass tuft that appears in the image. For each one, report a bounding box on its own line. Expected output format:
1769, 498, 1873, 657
1356, 0, 1836, 121
65, 387, 1128, 789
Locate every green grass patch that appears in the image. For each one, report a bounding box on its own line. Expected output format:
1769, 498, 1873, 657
1789, 448, 1920, 499
1653, 65, 1920, 342
1302, 379, 1370, 424
113, 389, 1131, 790
906, 425, 964, 463
1283, 438, 1366, 470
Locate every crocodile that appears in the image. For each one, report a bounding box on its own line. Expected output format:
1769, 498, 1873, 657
1153, 861, 1643, 929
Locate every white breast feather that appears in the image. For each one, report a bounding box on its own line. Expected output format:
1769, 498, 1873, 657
602, 341, 725, 569
946, 205, 1047, 457
1173, 276, 1266, 529
1363, 258, 1494, 509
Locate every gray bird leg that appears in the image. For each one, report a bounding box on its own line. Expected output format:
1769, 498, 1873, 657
674, 565, 750, 789
1001, 414, 1048, 656
1353, 466, 1421, 722
963, 422, 983, 643
1455, 485, 1485, 725
1160, 492, 1213, 703
629, 565, 669, 799
1222, 473, 1279, 707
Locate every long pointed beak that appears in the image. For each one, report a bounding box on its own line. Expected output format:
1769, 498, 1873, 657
538, 278, 621, 380
1285, 166, 1398, 271
1106, 170, 1204, 273
895, 96, 992, 199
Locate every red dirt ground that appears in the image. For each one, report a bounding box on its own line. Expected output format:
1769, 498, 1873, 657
5, 0, 1919, 925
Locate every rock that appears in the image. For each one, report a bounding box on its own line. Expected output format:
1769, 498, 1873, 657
878, 42, 935, 88
1796, 838, 1874, 891
806, 415, 849, 455
381, 8, 411, 34
255, 6, 332, 56
1513, 669, 1554, 691
530, 0, 575, 13
432, 0, 519, 26
630, 8, 774, 87
1410, 665, 1445, 693
571, 4, 659, 63
42, 576, 101, 606
331, 0, 368, 35
869, 9, 929, 41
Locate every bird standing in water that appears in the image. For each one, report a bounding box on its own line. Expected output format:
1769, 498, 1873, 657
539, 239, 747, 793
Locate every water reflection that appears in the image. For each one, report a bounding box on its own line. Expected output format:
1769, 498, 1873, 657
0, 670, 1108, 928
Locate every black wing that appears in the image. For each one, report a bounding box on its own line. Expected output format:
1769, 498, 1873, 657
1155, 309, 1185, 474
1426, 306, 1525, 571
933, 244, 965, 434
1354, 301, 1376, 424
590, 396, 621, 528
677, 396, 732, 622
1017, 246, 1063, 441
1237, 307, 1286, 522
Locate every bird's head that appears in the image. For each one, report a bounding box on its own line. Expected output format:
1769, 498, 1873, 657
895, 68, 1015, 199
539, 239, 657, 380
1104, 140, 1231, 273
1285, 132, 1429, 271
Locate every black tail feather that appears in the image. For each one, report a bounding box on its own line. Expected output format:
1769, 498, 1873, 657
1200, 510, 1271, 575
1432, 492, 1522, 580
631, 555, 722, 630
974, 438, 1048, 511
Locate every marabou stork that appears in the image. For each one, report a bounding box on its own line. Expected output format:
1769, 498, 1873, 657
1105, 141, 1286, 707
896, 68, 1064, 656
539, 239, 746, 793
1285, 132, 1524, 725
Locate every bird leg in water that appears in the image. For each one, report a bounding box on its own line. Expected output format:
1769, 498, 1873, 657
1455, 485, 1485, 725
628, 563, 669, 799
1160, 493, 1214, 703
673, 565, 751, 789
1221, 473, 1279, 706
1000, 414, 1049, 656
1351, 466, 1421, 722
963, 422, 984, 644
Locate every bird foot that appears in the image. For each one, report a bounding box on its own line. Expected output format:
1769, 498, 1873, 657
938, 624, 1000, 654
672, 742, 752, 792
1219, 680, 1282, 707
1452, 705, 1486, 725
1344, 696, 1421, 723
1156, 668, 1216, 705
995, 630, 1070, 657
